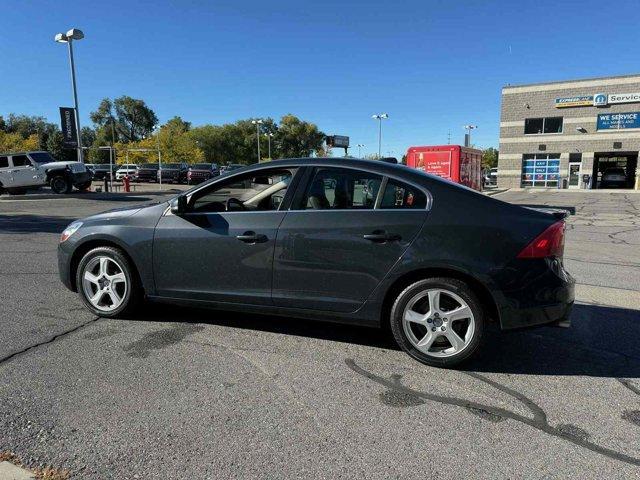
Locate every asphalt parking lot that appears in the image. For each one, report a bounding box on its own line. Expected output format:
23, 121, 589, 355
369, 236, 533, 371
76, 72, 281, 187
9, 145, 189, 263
1, 190, 639, 478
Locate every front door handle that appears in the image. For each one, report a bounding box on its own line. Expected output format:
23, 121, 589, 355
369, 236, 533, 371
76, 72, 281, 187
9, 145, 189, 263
236, 231, 268, 244
363, 230, 401, 243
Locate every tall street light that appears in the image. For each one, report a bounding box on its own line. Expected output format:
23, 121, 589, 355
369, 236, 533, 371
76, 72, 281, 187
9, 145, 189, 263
372, 113, 388, 158
357, 144, 365, 157
264, 132, 274, 159
463, 125, 477, 147
55, 28, 85, 163
251, 119, 263, 162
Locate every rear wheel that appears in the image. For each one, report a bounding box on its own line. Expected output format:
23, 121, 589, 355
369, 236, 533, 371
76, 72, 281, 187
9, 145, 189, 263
51, 175, 72, 194
76, 181, 92, 191
390, 278, 484, 368
76, 246, 141, 317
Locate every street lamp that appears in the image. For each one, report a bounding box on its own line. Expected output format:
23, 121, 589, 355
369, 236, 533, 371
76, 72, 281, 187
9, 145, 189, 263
372, 113, 388, 158
251, 119, 264, 162
357, 144, 365, 157
463, 125, 477, 147
264, 132, 274, 159
55, 28, 85, 163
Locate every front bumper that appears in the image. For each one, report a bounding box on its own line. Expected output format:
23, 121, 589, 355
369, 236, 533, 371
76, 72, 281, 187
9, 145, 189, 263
71, 171, 93, 186
57, 242, 74, 291
495, 258, 575, 330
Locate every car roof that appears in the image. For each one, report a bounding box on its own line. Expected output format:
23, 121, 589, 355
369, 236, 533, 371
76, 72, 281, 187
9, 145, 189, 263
0, 151, 48, 156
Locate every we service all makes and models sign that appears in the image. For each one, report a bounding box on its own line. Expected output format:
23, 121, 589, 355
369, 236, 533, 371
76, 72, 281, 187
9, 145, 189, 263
596, 112, 640, 130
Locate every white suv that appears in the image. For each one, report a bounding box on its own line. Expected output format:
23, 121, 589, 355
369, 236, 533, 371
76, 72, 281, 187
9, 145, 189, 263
0, 151, 92, 195
115, 164, 138, 180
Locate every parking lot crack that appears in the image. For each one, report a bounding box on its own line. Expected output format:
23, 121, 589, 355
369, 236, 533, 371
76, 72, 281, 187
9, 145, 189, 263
346, 358, 640, 467
0, 317, 100, 366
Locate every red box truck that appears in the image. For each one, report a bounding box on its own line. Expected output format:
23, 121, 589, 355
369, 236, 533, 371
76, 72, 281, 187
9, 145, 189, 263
405, 145, 483, 191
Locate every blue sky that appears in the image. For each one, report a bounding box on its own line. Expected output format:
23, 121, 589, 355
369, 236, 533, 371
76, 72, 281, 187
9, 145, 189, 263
2, 0, 640, 157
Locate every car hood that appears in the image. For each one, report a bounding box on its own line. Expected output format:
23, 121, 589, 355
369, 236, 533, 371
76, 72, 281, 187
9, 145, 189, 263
83, 204, 147, 222
41, 161, 86, 173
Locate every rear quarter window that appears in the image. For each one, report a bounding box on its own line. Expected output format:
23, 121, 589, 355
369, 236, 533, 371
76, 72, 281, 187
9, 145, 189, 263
380, 179, 427, 209
0, 156, 8, 168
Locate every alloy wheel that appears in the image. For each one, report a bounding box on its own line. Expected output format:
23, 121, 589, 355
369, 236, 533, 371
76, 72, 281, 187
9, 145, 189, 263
81, 256, 128, 312
402, 288, 475, 358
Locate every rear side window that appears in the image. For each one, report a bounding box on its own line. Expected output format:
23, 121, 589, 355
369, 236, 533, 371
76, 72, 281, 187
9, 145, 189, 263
302, 167, 382, 210
11, 155, 30, 167
380, 179, 427, 209
0, 156, 8, 168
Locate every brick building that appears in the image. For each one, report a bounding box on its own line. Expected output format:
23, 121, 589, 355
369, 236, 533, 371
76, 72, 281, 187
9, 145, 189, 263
498, 74, 640, 189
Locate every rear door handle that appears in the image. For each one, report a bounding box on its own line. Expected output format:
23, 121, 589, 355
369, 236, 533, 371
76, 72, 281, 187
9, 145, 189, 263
363, 230, 401, 243
236, 231, 267, 244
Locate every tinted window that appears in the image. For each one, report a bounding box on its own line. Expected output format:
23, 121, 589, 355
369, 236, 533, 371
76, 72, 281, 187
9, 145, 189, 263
524, 118, 544, 134
190, 168, 295, 213
30, 152, 56, 164
380, 180, 427, 209
543, 117, 563, 133
0, 156, 8, 168
11, 155, 30, 167
302, 167, 382, 210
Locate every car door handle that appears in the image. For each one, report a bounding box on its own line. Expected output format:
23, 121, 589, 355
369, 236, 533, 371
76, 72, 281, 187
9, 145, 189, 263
363, 230, 401, 243
236, 231, 267, 244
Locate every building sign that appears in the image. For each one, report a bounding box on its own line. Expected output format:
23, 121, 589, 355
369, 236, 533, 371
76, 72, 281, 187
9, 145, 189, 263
326, 135, 349, 148
59, 107, 78, 148
608, 92, 640, 105
555, 95, 593, 108
415, 151, 452, 179
593, 93, 608, 106
596, 112, 640, 130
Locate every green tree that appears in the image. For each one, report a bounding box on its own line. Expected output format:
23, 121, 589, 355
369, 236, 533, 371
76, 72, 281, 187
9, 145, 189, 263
276, 114, 325, 158
90, 96, 158, 143
482, 147, 499, 169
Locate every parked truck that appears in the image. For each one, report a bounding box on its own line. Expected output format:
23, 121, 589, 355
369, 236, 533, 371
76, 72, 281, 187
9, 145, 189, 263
405, 145, 483, 191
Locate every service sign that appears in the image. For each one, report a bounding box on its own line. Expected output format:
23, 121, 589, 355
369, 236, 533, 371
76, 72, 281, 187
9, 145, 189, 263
555, 95, 593, 108
608, 92, 640, 105
596, 112, 640, 130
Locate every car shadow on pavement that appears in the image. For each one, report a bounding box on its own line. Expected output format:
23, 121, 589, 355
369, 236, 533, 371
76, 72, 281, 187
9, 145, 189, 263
464, 303, 640, 378
126, 302, 397, 350
127, 302, 640, 378
0, 214, 77, 234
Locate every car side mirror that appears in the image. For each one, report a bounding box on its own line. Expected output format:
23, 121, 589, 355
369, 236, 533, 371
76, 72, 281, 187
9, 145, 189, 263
170, 195, 188, 215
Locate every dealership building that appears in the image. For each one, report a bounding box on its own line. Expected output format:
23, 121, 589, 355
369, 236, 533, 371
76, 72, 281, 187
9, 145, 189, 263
498, 74, 640, 189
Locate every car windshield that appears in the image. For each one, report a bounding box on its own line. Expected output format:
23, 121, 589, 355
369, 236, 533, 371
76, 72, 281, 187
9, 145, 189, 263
139, 164, 158, 169
162, 164, 180, 169
192, 164, 211, 169
30, 152, 57, 164
119, 165, 137, 169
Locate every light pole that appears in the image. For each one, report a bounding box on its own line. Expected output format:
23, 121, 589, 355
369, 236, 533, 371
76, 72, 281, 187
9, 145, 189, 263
357, 144, 365, 157
154, 126, 162, 188
463, 125, 477, 147
55, 28, 85, 163
251, 119, 263, 162
264, 132, 274, 159
372, 113, 388, 158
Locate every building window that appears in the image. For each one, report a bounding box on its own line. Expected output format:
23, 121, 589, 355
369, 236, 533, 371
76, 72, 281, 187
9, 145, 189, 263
524, 117, 563, 134
521, 154, 560, 188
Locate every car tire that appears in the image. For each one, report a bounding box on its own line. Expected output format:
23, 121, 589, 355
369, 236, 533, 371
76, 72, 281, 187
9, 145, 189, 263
390, 278, 484, 368
51, 175, 72, 194
76, 246, 141, 318
76, 181, 92, 191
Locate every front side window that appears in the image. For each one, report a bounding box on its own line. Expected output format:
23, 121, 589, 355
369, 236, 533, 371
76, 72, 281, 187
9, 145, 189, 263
301, 167, 382, 210
380, 179, 427, 209
524, 117, 563, 134
190, 168, 295, 213
11, 155, 30, 167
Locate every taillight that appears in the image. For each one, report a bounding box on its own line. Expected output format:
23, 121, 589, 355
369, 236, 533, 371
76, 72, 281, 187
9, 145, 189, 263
517, 220, 565, 259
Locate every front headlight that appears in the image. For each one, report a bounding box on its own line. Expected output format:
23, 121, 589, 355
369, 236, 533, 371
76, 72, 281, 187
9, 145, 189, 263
60, 221, 83, 242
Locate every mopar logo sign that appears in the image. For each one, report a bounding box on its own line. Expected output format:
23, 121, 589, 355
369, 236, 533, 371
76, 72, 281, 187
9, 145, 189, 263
593, 93, 608, 106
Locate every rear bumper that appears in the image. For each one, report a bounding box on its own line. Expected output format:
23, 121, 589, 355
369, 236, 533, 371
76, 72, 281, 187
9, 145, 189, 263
496, 258, 575, 330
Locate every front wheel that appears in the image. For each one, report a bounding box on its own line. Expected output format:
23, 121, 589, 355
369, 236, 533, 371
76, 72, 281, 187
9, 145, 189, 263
76, 181, 92, 191
51, 175, 72, 194
76, 246, 141, 317
390, 278, 484, 368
